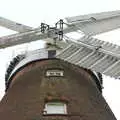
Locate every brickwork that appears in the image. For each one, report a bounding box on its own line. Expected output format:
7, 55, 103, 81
0, 59, 116, 120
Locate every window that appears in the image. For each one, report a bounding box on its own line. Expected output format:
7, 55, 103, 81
48, 50, 56, 58
43, 102, 67, 114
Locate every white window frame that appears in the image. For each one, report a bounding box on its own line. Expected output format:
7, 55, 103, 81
43, 102, 67, 114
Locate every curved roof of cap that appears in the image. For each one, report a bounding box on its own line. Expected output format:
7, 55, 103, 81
5, 48, 103, 92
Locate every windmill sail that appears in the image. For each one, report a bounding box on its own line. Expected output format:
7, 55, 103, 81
0, 17, 33, 32
56, 35, 120, 79
66, 10, 120, 36
0, 29, 48, 48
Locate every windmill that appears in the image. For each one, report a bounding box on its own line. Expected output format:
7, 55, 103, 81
0, 10, 120, 120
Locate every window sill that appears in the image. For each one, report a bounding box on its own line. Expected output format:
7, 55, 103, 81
43, 114, 68, 116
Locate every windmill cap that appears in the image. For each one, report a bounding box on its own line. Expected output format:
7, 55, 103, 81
5, 48, 102, 92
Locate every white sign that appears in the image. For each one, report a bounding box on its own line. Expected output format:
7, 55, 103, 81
46, 70, 64, 77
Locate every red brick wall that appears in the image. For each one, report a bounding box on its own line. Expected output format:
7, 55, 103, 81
0, 59, 116, 120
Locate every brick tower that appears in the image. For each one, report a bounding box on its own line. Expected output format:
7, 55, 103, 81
0, 49, 117, 120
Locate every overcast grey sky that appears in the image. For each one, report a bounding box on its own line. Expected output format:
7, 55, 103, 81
0, 0, 120, 119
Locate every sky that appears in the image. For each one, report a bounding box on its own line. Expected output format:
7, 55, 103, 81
0, 0, 120, 119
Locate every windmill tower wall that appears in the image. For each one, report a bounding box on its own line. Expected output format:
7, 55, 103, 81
0, 49, 116, 120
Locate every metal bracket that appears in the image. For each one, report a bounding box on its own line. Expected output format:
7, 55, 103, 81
40, 19, 64, 41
